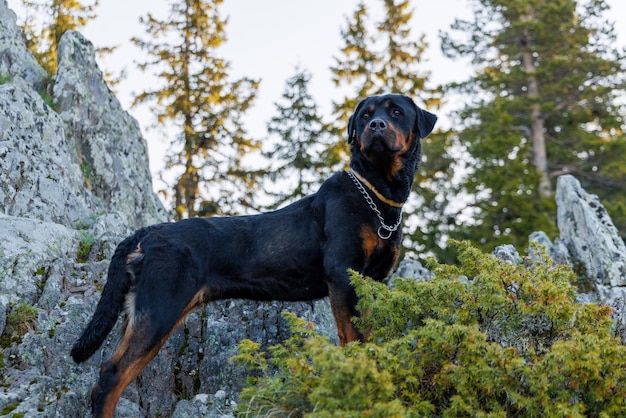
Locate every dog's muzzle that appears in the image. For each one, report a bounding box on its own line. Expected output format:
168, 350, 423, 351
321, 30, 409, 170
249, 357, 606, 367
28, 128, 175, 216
362, 132, 401, 156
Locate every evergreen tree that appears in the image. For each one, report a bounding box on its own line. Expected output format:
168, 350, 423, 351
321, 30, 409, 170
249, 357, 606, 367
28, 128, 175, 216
406, 128, 464, 262
330, 1, 378, 136
18, 0, 100, 75
330, 0, 439, 131
440, 0, 626, 249
263, 69, 334, 208
375, 0, 430, 99
132, 0, 259, 219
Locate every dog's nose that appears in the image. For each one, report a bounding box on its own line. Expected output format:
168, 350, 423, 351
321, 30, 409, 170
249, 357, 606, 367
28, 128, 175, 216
369, 119, 387, 131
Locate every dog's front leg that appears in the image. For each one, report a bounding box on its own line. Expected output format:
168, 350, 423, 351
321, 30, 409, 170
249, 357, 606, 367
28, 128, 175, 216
326, 278, 364, 346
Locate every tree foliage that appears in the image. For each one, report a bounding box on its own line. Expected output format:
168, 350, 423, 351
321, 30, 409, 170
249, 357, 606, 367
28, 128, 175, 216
331, 0, 438, 117
439, 0, 626, 250
132, 0, 260, 219
233, 242, 626, 417
262, 70, 336, 208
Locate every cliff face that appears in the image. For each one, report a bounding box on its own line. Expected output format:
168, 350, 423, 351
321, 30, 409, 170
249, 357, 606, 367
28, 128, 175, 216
1, 1, 625, 417
1, 12, 166, 227
0, 2, 335, 416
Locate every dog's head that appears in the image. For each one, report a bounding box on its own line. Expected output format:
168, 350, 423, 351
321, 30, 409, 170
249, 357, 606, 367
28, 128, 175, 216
347, 94, 437, 178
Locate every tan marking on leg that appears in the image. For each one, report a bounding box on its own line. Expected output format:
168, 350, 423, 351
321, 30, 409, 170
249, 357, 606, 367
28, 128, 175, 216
333, 306, 360, 346
175, 287, 209, 328
101, 328, 172, 418
100, 287, 209, 417
328, 288, 360, 346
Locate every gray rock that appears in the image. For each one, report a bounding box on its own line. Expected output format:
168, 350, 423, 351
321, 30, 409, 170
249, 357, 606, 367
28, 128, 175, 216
0, 0, 47, 89
172, 391, 236, 418
528, 231, 554, 263
550, 238, 572, 266
528, 230, 552, 252
492, 244, 522, 264
0, 297, 6, 337
556, 175, 626, 286
391, 259, 434, 282
0, 80, 97, 225
529, 231, 553, 251
0, 215, 78, 305
54, 30, 167, 229
528, 231, 574, 267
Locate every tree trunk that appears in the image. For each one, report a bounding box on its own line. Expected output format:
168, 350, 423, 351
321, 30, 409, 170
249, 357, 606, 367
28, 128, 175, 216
522, 29, 552, 198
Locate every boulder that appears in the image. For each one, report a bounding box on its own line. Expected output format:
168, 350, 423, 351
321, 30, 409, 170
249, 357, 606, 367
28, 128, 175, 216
53, 30, 167, 229
492, 244, 522, 264
0, 79, 97, 226
390, 259, 434, 282
556, 175, 626, 289
0, 0, 47, 89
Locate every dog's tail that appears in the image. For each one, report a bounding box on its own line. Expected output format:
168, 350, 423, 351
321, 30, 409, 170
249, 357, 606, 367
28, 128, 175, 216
70, 232, 143, 363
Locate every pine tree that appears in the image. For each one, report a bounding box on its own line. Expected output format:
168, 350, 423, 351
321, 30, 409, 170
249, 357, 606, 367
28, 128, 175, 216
375, 0, 430, 100
406, 128, 464, 262
330, 0, 439, 129
18, 0, 100, 75
263, 69, 335, 208
330, 1, 378, 134
440, 0, 626, 249
132, 0, 259, 219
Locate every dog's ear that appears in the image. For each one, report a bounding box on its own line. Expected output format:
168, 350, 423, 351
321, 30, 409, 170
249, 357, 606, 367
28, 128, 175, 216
415, 105, 438, 139
347, 113, 357, 145
347, 99, 367, 145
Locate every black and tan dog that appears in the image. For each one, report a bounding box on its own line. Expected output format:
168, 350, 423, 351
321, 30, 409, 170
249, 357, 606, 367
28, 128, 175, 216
71, 94, 437, 417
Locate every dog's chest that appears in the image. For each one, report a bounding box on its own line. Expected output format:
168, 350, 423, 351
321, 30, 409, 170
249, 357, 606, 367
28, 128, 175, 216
359, 224, 400, 279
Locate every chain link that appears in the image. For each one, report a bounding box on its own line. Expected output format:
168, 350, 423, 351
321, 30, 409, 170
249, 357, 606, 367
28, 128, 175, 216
347, 170, 403, 239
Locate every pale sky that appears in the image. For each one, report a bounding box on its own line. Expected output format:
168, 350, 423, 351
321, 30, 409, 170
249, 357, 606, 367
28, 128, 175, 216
6, 0, 626, 194
84, 0, 477, 191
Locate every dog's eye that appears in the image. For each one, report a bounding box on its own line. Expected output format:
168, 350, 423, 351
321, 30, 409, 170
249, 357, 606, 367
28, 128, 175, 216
392, 108, 402, 117
361, 113, 370, 120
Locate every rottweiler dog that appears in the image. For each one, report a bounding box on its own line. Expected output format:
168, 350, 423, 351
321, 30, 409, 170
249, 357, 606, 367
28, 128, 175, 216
71, 94, 437, 417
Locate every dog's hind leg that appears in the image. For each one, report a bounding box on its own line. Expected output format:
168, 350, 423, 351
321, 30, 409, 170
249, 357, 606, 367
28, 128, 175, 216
92, 285, 208, 418
92, 242, 208, 418
91, 311, 170, 418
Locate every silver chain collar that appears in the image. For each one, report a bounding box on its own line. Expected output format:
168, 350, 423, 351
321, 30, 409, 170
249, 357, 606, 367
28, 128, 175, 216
347, 170, 403, 240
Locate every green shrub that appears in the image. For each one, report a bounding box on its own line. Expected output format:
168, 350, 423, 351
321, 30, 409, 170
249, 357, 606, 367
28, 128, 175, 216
76, 232, 96, 263
1, 303, 39, 348
233, 241, 626, 417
